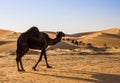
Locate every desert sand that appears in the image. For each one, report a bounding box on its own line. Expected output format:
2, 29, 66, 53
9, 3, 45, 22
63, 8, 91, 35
0, 28, 120, 83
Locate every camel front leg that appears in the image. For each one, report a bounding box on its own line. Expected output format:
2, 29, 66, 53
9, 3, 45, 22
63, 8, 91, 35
43, 50, 52, 68
33, 50, 44, 70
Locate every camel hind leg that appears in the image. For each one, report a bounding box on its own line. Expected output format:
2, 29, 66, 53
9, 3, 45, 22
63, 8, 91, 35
16, 48, 28, 71
16, 55, 21, 71
16, 55, 25, 71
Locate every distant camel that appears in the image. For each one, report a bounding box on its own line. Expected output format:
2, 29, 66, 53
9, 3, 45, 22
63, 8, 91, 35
16, 26, 65, 71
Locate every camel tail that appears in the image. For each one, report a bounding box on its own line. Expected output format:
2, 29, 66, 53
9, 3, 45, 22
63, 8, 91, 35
16, 34, 24, 55
16, 39, 21, 55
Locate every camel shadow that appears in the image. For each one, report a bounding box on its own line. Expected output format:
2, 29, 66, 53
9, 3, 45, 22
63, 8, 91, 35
92, 72, 120, 83
87, 46, 108, 53
85, 46, 112, 55
23, 69, 120, 83
0, 41, 14, 45
0, 56, 6, 58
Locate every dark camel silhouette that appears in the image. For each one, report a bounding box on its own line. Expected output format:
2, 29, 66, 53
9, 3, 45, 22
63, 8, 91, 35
16, 26, 65, 71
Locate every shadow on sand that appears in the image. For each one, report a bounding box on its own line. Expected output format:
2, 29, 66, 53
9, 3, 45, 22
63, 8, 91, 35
23, 69, 120, 83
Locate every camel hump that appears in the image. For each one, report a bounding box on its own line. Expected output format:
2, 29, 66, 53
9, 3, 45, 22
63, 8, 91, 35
26, 26, 40, 33
25, 26, 40, 37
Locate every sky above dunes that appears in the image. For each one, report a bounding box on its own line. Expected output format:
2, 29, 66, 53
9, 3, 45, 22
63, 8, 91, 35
0, 0, 120, 34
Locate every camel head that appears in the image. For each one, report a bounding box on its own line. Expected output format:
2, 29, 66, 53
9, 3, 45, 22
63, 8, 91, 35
56, 31, 65, 38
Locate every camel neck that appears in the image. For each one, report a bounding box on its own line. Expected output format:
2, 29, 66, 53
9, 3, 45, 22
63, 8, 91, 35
48, 36, 62, 45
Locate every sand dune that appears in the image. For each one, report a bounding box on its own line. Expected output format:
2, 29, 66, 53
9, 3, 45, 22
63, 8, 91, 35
77, 28, 120, 48
0, 29, 19, 53
101, 28, 120, 34
0, 29, 13, 39
0, 28, 120, 53
71, 32, 95, 37
79, 28, 120, 39
0, 42, 16, 53
0, 28, 120, 83
47, 41, 79, 50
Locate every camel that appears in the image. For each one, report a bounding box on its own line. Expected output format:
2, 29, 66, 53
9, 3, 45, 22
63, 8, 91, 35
16, 26, 65, 71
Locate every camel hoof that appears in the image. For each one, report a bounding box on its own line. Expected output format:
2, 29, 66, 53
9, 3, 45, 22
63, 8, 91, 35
22, 69, 25, 72
32, 67, 37, 70
47, 65, 52, 68
18, 69, 25, 72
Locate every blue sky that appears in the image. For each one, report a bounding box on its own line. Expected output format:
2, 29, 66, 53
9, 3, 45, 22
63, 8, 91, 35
0, 0, 120, 34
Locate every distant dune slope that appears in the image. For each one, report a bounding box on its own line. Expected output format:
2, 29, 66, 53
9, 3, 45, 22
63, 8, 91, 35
0, 29, 13, 39
47, 41, 79, 50
0, 29, 18, 53
77, 28, 120, 48
101, 28, 120, 34
0, 42, 16, 53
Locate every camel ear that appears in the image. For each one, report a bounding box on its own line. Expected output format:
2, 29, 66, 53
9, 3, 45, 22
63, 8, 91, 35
56, 32, 59, 35
62, 32, 65, 37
